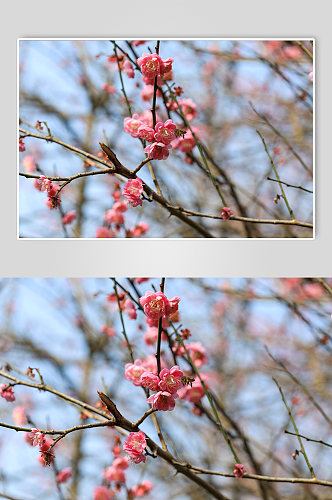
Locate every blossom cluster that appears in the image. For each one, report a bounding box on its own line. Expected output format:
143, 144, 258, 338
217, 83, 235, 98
95, 432, 153, 498
96, 183, 149, 238
33, 175, 61, 210
0, 384, 15, 402
139, 290, 180, 321
25, 428, 55, 466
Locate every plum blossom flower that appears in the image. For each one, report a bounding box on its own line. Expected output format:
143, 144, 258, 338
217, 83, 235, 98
173, 98, 198, 121
133, 40, 146, 47
133, 480, 153, 496
0, 384, 15, 402
147, 390, 178, 411
22, 155, 36, 173
104, 209, 125, 225
131, 222, 149, 237
96, 227, 115, 238
102, 83, 116, 94
154, 120, 177, 145
34, 175, 52, 192
93, 486, 115, 500
221, 207, 233, 220
62, 210, 76, 225
185, 342, 208, 368
139, 291, 169, 320
178, 374, 209, 404
56, 467, 72, 483
40, 438, 54, 452
234, 463, 246, 478
123, 299, 137, 320
165, 296, 181, 316
19, 138, 25, 152
31, 428, 46, 447
12, 405, 26, 425
125, 359, 146, 386
100, 325, 116, 337
111, 456, 129, 470
122, 178, 144, 207
123, 430, 147, 464
141, 372, 160, 391
137, 53, 164, 78
103, 466, 126, 483
38, 450, 55, 466
141, 85, 155, 101
138, 124, 155, 142
124, 114, 143, 138
143, 142, 171, 160
123, 60, 134, 78
158, 366, 184, 394
143, 326, 159, 345
172, 130, 197, 153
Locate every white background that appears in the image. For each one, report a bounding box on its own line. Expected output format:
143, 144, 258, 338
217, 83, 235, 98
2, 0, 330, 277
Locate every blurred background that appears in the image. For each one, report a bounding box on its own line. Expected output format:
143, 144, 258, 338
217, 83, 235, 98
19, 40, 314, 238
0, 277, 331, 499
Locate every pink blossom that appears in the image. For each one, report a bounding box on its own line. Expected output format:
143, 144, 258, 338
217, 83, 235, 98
40, 438, 54, 452
124, 114, 143, 138
100, 325, 116, 337
102, 83, 116, 94
122, 178, 144, 207
133, 40, 146, 47
162, 58, 173, 74
46, 194, 61, 210
172, 130, 196, 153
138, 124, 155, 142
124, 299, 137, 320
143, 326, 159, 345
34, 175, 52, 192
104, 209, 125, 225
56, 467, 72, 483
142, 74, 164, 86
12, 405, 26, 425
93, 486, 115, 500
143, 142, 171, 160
165, 296, 180, 316
38, 450, 55, 466
131, 222, 149, 237
147, 390, 178, 411
158, 366, 183, 394
0, 384, 15, 402
112, 201, 128, 213
234, 463, 246, 478
154, 120, 177, 145
139, 291, 169, 320
123, 60, 134, 78
95, 227, 115, 238
123, 430, 147, 463
133, 480, 153, 497
174, 98, 198, 121
125, 359, 145, 386
141, 85, 154, 101
19, 138, 25, 152
62, 210, 76, 225
141, 372, 160, 391
103, 466, 126, 483
185, 342, 208, 368
135, 278, 149, 284
31, 428, 46, 447
137, 53, 164, 78
22, 155, 36, 173
139, 109, 162, 127
178, 374, 209, 403
111, 456, 129, 470
25, 431, 35, 446
221, 207, 233, 220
